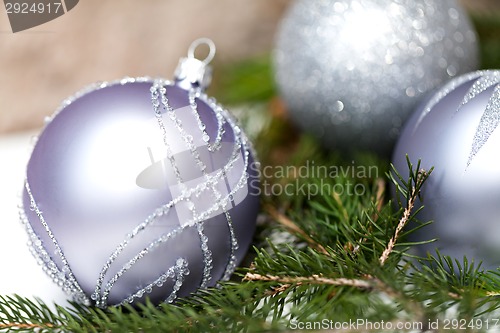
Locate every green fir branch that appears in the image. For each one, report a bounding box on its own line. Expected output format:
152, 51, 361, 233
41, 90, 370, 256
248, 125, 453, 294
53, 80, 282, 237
3, 12, 500, 332
2, 156, 500, 332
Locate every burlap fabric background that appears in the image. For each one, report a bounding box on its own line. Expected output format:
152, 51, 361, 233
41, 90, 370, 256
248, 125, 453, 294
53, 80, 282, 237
0, 0, 497, 134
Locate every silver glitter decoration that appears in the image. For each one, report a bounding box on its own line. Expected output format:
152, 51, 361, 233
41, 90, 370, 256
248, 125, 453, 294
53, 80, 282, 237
460, 71, 500, 108
393, 70, 500, 270
20, 184, 90, 305
467, 84, 500, 166
274, 0, 479, 154
415, 71, 500, 167
412, 70, 484, 134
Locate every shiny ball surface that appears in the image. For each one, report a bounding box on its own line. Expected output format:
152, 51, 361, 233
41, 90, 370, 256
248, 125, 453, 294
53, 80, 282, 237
274, 0, 479, 155
392, 70, 500, 269
21, 78, 260, 307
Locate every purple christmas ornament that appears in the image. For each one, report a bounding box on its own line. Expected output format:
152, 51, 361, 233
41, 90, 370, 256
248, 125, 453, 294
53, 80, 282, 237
392, 70, 500, 270
20, 39, 260, 307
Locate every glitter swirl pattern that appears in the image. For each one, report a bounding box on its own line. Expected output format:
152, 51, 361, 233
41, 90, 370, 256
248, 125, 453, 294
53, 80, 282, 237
20, 77, 258, 308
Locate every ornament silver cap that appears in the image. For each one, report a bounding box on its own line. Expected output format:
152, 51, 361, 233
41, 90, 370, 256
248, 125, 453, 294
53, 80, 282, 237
174, 38, 215, 91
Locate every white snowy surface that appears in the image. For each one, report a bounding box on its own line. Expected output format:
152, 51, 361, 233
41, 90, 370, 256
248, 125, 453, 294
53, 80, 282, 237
0, 130, 69, 306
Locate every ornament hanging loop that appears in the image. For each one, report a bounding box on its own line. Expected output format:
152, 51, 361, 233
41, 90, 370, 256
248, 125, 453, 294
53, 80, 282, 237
188, 38, 216, 65
174, 38, 215, 91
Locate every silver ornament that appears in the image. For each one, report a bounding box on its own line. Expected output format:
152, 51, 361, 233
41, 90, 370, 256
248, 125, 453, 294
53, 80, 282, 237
20, 39, 260, 307
392, 70, 500, 270
274, 0, 479, 154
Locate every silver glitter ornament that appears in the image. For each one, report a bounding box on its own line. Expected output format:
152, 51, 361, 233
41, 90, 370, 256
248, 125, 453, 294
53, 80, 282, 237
392, 70, 500, 270
274, 0, 479, 155
20, 39, 260, 307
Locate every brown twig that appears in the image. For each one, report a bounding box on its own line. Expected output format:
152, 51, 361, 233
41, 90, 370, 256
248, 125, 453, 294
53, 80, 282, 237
265, 205, 329, 255
379, 197, 415, 266
374, 178, 386, 217
486, 291, 500, 297
379, 170, 426, 266
244, 272, 374, 290
244, 273, 424, 318
244, 272, 408, 303
265, 284, 294, 296
0, 323, 54, 330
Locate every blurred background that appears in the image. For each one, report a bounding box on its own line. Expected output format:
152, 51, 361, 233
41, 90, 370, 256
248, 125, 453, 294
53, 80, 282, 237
0, 0, 499, 134
0, 0, 288, 133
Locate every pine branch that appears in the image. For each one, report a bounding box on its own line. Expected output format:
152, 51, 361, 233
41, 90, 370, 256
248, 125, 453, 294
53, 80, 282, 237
380, 165, 430, 266
243, 272, 412, 307
0, 322, 53, 330
244, 272, 373, 290
4, 16, 500, 329
486, 291, 500, 297
2, 155, 500, 332
265, 204, 329, 255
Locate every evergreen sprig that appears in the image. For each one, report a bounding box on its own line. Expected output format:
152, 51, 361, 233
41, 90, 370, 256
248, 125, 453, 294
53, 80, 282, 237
3, 11, 500, 333
3, 153, 500, 332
